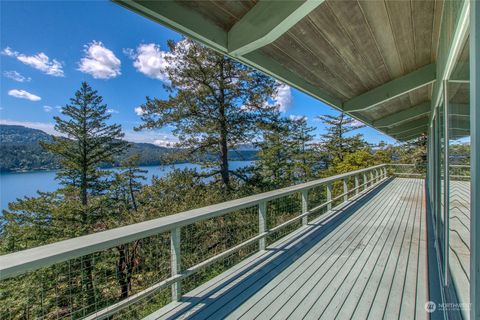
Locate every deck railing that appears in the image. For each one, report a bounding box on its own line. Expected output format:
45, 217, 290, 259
1, 164, 393, 319
389, 163, 427, 178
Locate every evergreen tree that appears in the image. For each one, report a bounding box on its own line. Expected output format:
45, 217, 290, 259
135, 39, 280, 190
255, 118, 293, 189
288, 116, 316, 182
316, 113, 366, 168
42, 82, 129, 208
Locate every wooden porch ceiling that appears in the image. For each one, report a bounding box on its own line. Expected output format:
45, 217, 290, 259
114, 0, 446, 142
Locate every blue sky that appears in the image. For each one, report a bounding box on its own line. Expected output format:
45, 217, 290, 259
0, 0, 394, 146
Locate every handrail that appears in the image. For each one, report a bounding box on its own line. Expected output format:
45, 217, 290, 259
0, 164, 386, 280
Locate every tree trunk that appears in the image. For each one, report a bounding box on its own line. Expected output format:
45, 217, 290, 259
219, 133, 230, 190
117, 245, 129, 299
128, 174, 138, 211
218, 61, 230, 190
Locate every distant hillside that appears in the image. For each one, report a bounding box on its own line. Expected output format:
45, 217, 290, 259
0, 125, 257, 172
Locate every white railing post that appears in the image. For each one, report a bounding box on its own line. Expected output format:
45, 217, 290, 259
355, 175, 359, 195
363, 173, 367, 190
259, 201, 267, 250
171, 227, 181, 301
327, 183, 332, 211
301, 190, 308, 226
374, 169, 378, 183
343, 178, 348, 202
370, 171, 374, 186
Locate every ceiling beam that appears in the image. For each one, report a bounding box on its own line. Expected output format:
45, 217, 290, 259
343, 63, 436, 112
373, 102, 431, 128
396, 131, 427, 141
394, 126, 429, 140
387, 118, 429, 135
228, 0, 323, 56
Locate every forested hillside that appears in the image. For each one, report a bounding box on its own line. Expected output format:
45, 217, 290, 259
0, 125, 257, 172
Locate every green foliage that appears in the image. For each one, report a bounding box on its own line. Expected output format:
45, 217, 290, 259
331, 149, 376, 174
254, 116, 317, 189
316, 113, 367, 168
397, 134, 428, 166
135, 39, 279, 189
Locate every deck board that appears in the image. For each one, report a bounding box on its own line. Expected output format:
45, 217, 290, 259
146, 178, 429, 320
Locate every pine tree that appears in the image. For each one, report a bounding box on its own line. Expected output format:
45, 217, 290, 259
135, 39, 280, 190
42, 82, 129, 208
255, 117, 293, 189
288, 116, 316, 182
40, 82, 129, 307
316, 113, 366, 168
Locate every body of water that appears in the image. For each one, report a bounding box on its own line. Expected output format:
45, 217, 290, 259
0, 161, 252, 212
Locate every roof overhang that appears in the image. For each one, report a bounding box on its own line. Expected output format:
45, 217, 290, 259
113, 0, 469, 142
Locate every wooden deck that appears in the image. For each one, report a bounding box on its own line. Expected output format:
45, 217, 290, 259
147, 178, 429, 320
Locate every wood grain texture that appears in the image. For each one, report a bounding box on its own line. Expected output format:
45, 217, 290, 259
177, 0, 257, 31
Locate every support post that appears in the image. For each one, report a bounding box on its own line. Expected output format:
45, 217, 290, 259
354, 175, 359, 195
326, 183, 332, 211
343, 178, 348, 202
363, 173, 367, 190
443, 79, 450, 286
259, 201, 267, 250
301, 189, 308, 226
170, 227, 181, 301
471, 1, 480, 318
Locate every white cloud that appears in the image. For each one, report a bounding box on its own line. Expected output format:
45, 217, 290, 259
43, 105, 53, 112
134, 107, 145, 116
78, 41, 121, 79
0, 119, 58, 135
273, 83, 292, 112
8, 89, 41, 101
125, 43, 170, 81
17, 53, 64, 77
2, 47, 64, 77
289, 115, 307, 121
107, 108, 119, 114
1, 47, 18, 57
349, 119, 365, 128
3, 70, 31, 82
